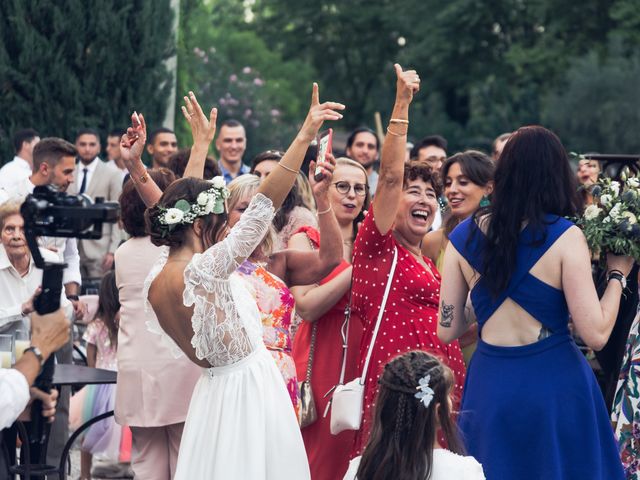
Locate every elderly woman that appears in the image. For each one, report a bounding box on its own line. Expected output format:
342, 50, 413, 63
350, 65, 466, 454
114, 168, 201, 480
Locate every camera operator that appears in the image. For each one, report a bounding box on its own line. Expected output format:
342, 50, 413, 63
0, 138, 86, 321
0, 309, 69, 430
0, 199, 74, 472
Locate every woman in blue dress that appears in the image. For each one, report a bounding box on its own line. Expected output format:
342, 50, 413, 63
437, 125, 634, 479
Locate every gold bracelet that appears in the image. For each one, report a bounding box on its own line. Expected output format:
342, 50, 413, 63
317, 205, 333, 215
139, 172, 149, 184
387, 127, 407, 137
389, 118, 409, 125
278, 163, 299, 174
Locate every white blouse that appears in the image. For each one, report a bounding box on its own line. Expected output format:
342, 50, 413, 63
344, 449, 486, 480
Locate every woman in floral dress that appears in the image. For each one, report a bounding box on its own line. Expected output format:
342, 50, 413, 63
612, 269, 640, 478
227, 165, 342, 418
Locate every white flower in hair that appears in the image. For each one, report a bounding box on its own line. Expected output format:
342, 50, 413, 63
164, 208, 184, 225
197, 191, 210, 206
211, 176, 225, 189
414, 374, 435, 408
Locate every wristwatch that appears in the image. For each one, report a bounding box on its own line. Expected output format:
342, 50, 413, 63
607, 271, 627, 290
24, 346, 45, 367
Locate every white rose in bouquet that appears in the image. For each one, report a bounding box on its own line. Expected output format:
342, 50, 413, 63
584, 205, 602, 221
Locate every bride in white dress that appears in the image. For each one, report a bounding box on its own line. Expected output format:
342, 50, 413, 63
120, 85, 344, 479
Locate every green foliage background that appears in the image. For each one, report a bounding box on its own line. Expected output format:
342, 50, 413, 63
1, 0, 639, 162
0, 0, 175, 161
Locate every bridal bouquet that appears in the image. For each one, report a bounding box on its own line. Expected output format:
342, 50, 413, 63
575, 170, 640, 262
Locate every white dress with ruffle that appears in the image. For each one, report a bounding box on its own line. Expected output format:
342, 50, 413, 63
144, 194, 310, 479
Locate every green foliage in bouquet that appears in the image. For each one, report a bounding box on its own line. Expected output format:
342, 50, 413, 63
575, 170, 640, 262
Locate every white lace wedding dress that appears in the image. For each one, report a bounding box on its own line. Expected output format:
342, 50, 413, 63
144, 193, 310, 479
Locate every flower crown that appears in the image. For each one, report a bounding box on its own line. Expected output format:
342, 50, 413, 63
156, 176, 229, 237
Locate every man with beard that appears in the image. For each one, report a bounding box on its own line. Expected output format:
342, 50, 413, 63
345, 127, 380, 192
70, 129, 123, 280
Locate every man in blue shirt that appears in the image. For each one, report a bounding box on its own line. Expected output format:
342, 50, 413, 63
215, 119, 249, 184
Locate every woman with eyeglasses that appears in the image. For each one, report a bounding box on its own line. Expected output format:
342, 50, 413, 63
251, 151, 319, 250
350, 65, 466, 455
289, 157, 370, 480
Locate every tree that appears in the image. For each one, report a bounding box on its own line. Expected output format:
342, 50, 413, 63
252, 0, 405, 129
542, 46, 640, 154
0, 0, 174, 162
176, 0, 315, 162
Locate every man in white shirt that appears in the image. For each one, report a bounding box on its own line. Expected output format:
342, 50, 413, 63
0, 129, 40, 190
71, 129, 123, 280
1, 138, 85, 319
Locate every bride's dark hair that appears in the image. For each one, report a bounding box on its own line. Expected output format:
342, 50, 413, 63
145, 177, 228, 248
476, 125, 581, 297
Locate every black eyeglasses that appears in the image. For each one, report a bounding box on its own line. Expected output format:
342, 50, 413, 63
333, 181, 368, 197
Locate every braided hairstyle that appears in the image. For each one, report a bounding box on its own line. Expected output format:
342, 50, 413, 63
356, 351, 463, 480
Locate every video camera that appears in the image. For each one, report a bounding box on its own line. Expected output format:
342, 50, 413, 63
18, 184, 118, 472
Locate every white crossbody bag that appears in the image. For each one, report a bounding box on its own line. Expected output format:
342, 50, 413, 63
330, 247, 398, 435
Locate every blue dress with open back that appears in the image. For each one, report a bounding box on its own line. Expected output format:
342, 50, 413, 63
449, 214, 624, 480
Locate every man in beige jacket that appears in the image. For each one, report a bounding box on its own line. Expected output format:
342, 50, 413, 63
69, 129, 123, 281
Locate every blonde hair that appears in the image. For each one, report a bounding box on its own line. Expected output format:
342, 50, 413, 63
227, 174, 277, 256
296, 172, 316, 212
335, 156, 369, 181
0, 201, 22, 230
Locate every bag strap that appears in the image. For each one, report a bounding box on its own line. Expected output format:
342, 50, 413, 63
305, 323, 317, 382
359, 246, 398, 385
304, 230, 320, 382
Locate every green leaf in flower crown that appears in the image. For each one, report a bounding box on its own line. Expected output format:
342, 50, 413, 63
213, 199, 224, 215
175, 199, 191, 212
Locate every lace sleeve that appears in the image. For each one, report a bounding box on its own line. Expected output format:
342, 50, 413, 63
183, 193, 275, 365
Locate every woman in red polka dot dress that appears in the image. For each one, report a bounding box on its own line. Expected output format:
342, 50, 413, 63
351, 64, 466, 454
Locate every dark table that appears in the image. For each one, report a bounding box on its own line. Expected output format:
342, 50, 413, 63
9, 365, 117, 479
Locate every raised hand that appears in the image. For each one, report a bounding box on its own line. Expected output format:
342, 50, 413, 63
394, 63, 420, 104
309, 152, 336, 201
298, 83, 345, 143
120, 111, 147, 167
182, 91, 217, 146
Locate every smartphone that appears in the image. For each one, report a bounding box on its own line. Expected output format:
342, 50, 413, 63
314, 129, 333, 181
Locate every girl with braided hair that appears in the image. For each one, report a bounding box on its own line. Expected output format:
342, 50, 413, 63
344, 351, 484, 480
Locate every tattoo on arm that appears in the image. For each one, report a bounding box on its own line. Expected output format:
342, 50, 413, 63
440, 302, 454, 327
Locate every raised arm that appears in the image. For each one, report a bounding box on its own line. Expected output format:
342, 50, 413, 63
372, 64, 420, 235
257, 83, 344, 210
181, 91, 218, 179
120, 113, 163, 207
285, 154, 343, 285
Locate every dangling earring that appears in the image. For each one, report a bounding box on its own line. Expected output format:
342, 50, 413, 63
479, 195, 490, 208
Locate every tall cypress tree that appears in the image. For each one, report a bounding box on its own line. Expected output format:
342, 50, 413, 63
0, 0, 174, 161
